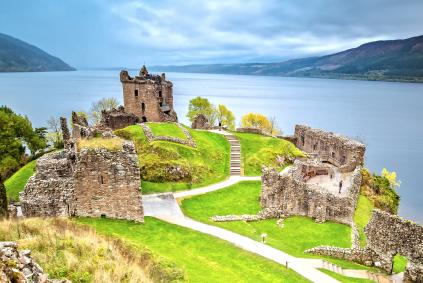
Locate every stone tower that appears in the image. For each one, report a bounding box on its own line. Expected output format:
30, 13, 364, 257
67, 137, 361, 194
120, 65, 178, 122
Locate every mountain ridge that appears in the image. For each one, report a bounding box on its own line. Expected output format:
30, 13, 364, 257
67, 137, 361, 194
151, 35, 423, 83
0, 33, 75, 72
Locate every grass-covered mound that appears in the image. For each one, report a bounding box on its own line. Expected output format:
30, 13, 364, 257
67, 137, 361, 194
78, 217, 308, 283
5, 159, 36, 201
181, 181, 376, 271
0, 218, 153, 283
148, 122, 187, 139
231, 132, 304, 176
360, 168, 400, 214
115, 124, 230, 194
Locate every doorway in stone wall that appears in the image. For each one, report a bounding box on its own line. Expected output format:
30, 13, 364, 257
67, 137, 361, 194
141, 116, 147, 122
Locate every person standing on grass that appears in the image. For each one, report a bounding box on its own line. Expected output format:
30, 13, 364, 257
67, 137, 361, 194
339, 180, 343, 194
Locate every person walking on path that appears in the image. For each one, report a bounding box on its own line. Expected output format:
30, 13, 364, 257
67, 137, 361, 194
339, 180, 343, 194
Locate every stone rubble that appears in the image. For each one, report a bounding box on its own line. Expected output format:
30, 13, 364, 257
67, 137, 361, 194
140, 123, 196, 147
0, 242, 70, 283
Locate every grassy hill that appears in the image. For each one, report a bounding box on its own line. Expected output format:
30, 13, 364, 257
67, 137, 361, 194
78, 217, 308, 283
4, 159, 36, 201
115, 123, 231, 194
0, 33, 75, 72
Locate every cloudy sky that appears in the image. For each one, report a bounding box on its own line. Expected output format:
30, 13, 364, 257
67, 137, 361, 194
1, 0, 422, 68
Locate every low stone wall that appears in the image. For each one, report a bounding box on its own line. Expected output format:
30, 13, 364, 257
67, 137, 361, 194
305, 246, 379, 267
210, 208, 287, 222
260, 162, 361, 225
236, 127, 273, 136
140, 123, 196, 147
0, 242, 67, 282
278, 135, 297, 144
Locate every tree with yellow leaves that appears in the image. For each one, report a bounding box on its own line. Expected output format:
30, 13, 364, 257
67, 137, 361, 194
381, 168, 401, 189
241, 113, 280, 135
216, 104, 235, 130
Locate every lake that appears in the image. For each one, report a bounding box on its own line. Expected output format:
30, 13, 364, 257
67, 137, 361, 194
1, 70, 422, 223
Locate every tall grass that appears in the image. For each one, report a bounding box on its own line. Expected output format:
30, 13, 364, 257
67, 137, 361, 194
0, 218, 151, 283
77, 138, 123, 151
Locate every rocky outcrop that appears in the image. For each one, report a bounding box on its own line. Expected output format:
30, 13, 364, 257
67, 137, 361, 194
0, 242, 69, 283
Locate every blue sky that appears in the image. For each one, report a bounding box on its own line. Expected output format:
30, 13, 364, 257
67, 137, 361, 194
1, 0, 423, 68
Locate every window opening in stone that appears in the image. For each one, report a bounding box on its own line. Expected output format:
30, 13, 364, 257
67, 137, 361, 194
135, 89, 138, 97
100, 175, 104, 184
101, 214, 106, 218
159, 90, 162, 97
141, 102, 146, 112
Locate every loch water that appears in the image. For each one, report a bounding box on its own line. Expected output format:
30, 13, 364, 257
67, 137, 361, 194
1, 70, 422, 223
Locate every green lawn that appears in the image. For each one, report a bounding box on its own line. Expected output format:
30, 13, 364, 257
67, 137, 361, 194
5, 159, 36, 201
115, 124, 230, 194
77, 217, 308, 283
354, 195, 374, 247
319, 269, 375, 283
181, 181, 376, 270
231, 132, 304, 176
148, 122, 187, 139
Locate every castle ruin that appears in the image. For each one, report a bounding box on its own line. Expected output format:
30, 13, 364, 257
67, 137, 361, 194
20, 114, 144, 222
120, 65, 177, 123
261, 125, 365, 224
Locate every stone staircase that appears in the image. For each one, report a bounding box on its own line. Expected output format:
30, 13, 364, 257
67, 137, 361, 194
226, 134, 241, 176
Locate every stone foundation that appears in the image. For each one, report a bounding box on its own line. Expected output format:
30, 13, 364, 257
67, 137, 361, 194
140, 123, 196, 147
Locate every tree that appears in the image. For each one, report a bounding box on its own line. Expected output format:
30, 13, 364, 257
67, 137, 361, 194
187, 97, 217, 126
381, 168, 401, 189
90, 97, 119, 125
0, 178, 7, 218
241, 112, 280, 135
0, 106, 43, 179
216, 104, 235, 130
47, 116, 63, 149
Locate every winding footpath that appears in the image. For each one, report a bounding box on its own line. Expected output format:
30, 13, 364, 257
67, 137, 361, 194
143, 130, 400, 283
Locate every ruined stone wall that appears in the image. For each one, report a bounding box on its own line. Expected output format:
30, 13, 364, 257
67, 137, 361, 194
365, 209, 423, 280
140, 123, 196, 148
260, 162, 361, 224
294, 125, 365, 173
73, 141, 144, 222
236, 127, 272, 136
191, 114, 210, 130
100, 106, 139, 130
120, 69, 177, 123
20, 151, 75, 217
